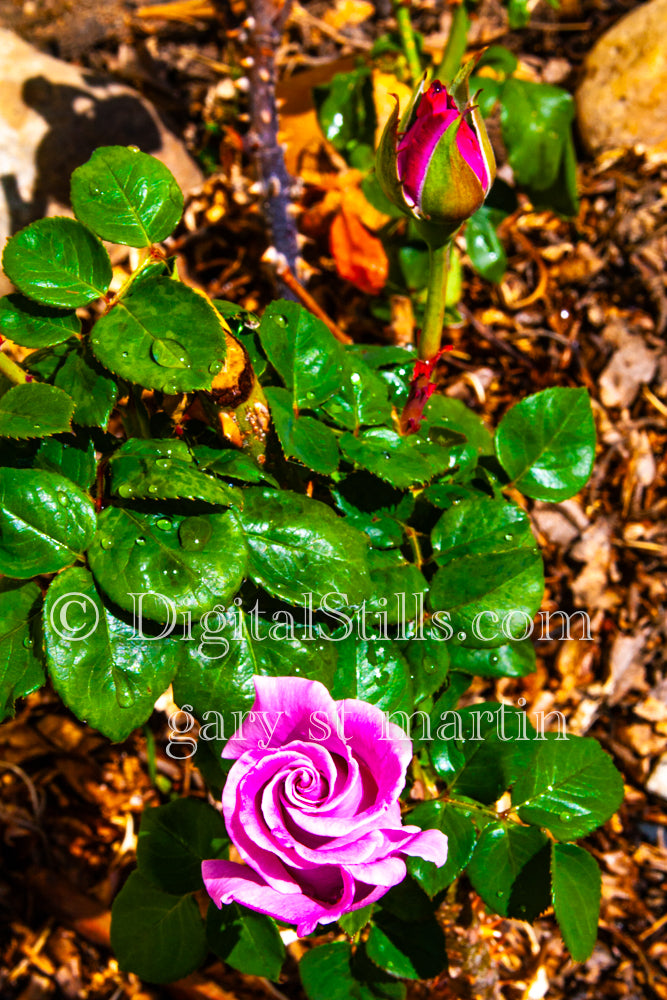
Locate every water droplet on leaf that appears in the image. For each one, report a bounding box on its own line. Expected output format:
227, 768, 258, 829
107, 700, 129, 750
156, 517, 171, 532
23, 636, 33, 649
118, 484, 133, 498
274, 314, 288, 327
151, 339, 190, 369
179, 516, 212, 551
100, 535, 114, 550
57, 492, 69, 506
208, 361, 222, 375
148, 484, 158, 495
350, 372, 361, 384
135, 536, 146, 546
113, 668, 136, 708
155, 459, 170, 471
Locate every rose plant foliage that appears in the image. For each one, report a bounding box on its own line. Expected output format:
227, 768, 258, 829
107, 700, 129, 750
0, 140, 623, 995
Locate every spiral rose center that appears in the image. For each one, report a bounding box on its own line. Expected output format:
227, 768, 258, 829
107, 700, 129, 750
284, 764, 328, 806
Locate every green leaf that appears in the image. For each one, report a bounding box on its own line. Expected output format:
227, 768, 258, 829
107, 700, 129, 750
500, 79, 579, 215
313, 68, 376, 157
193, 444, 277, 486
265, 385, 340, 474
340, 428, 454, 489
0, 382, 75, 439
2, 217, 112, 307
70, 146, 184, 247
507, 0, 530, 28
512, 733, 625, 839
300, 941, 405, 1000
495, 387, 595, 500
43, 568, 179, 741
259, 300, 346, 408
429, 500, 544, 648
89, 507, 247, 623
467, 821, 551, 919
448, 639, 536, 678
367, 548, 428, 625
331, 633, 413, 717
432, 497, 536, 565
25, 339, 118, 428
108, 438, 240, 505
137, 798, 228, 895
34, 432, 97, 489
111, 871, 206, 984
173, 608, 337, 732
331, 484, 413, 550
320, 354, 392, 432
90, 278, 227, 391
236, 487, 371, 606
366, 912, 446, 980
0, 293, 80, 348
422, 395, 493, 455
551, 843, 601, 962
400, 632, 450, 705
339, 905, 375, 936
0, 468, 95, 577
430, 702, 536, 803
466, 207, 507, 283
406, 801, 477, 897
206, 902, 285, 980
0, 578, 45, 722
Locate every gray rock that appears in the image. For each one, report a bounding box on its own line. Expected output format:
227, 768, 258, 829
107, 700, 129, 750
576, 0, 667, 154
0, 29, 203, 293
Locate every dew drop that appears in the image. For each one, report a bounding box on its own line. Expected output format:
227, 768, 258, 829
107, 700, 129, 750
179, 516, 212, 551
383, 452, 391, 460
163, 381, 178, 395
147, 484, 158, 495
156, 517, 172, 532
274, 314, 288, 327
113, 668, 136, 708
245, 315, 260, 330
155, 459, 171, 471
127, 145, 140, 153
559, 811, 572, 822
424, 662, 436, 673
547, 784, 554, 792
121, 350, 129, 359
118, 484, 133, 498
100, 535, 114, 550
503, 533, 512, 541
151, 339, 190, 369
490, 654, 499, 665
350, 372, 361, 384
89, 184, 101, 197
208, 361, 222, 375
135, 536, 146, 546
23, 636, 33, 649
57, 492, 69, 506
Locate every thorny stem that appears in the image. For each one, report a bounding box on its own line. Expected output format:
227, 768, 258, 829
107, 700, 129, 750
0, 348, 28, 385
435, 2, 470, 84
420, 241, 452, 362
393, 0, 423, 83
247, 0, 299, 291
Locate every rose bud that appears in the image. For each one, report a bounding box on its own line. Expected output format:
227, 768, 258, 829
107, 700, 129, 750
376, 65, 495, 243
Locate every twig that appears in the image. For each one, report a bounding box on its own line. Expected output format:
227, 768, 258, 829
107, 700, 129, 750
247, 0, 300, 290
266, 250, 352, 344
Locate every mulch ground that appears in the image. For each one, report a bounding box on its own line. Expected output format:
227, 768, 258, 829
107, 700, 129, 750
0, 1, 665, 997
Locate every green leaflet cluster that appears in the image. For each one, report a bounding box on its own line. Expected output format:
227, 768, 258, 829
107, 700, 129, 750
0, 147, 620, 986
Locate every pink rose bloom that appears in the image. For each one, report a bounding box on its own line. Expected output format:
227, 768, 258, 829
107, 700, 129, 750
202, 677, 447, 937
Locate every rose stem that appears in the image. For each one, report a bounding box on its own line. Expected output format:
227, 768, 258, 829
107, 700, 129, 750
393, 0, 423, 83
435, 3, 471, 84
419, 240, 452, 361
0, 348, 28, 385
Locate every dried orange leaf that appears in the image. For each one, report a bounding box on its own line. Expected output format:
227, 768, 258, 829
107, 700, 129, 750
329, 208, 388, 295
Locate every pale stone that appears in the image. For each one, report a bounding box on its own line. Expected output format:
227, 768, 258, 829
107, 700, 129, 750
576, 0, 667, 154
0, 29, 203, 293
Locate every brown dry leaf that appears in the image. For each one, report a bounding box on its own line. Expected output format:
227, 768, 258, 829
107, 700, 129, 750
136, 0, 217, 22
329, 206, 388, 294
323, 0, 374, 30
